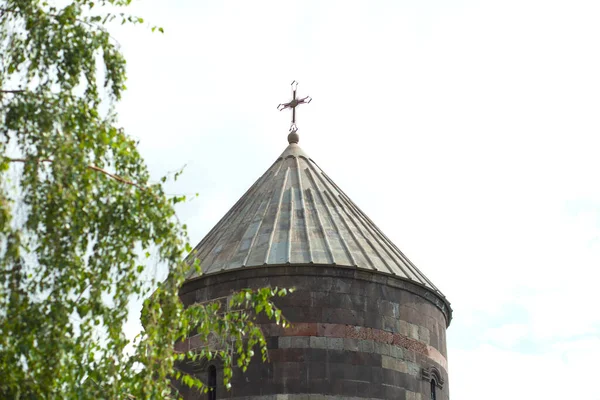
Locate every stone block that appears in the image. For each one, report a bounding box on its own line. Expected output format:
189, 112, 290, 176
358, 339, 374, 353
418, 326, 430, 344
173, 339, 188, 353
317, 323, 346, 338
355, 380, 372, 397
343, 338, 360, 352
403, 348, 416, 362
410, 323, 420, 340
308, 361, 326, 378
327, 337, 343, 350
282, 306, 322, 322
374, 341, 391, 356
384, 385, 406, 400
406, 361, 420, 377
350, 350, 382, 367
399, 320, 411, 337
383, 316, 400, 333
188, 335, 203, 349
339, 379, 359, 397
406, 391, 418, 400
378, 299, 399, 317
310, 291, 330, 307
349, 279, 367, 295
390, 345, 404, 360
279, 336, 292, 349
329, 362, 345, 380
266, 335, 279, 349
285, 322, 318, 336
290, 336, 310, 348
371, 366, 383, 385
332, 278, 352, 294
321, 307, 339, 323
307, 348, 327, 363
382, 355, 408, 373
309, 336, 327, 349
273, 362, 301, 381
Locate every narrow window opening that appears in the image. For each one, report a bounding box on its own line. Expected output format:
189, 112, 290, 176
208, 365, 217, 400
430, 379, 436, 400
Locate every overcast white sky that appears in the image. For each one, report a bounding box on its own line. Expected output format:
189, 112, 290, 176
112, 1, 600, 399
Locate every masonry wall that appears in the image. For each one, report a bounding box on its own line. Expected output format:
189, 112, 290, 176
178, 266, 451, 400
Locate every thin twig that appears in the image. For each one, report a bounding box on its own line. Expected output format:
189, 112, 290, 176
0, 266, 19, 276
0, 7, 16, 17
7, 158, 146, 191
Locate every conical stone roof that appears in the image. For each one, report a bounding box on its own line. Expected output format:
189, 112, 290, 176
186, 140, 443, 296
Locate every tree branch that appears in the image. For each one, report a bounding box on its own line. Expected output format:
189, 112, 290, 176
0, 266, 20, 276
1, 90, 25, 94
0, 7, 16, 17
7, 158, 146, 191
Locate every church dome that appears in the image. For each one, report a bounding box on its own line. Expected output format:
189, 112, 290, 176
185, 140, 445, 298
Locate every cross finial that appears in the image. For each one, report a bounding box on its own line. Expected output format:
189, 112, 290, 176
277, 81, 311, 143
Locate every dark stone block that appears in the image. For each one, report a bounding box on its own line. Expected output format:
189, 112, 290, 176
255, 312, 273, 324
382, 367, 399, 386
306, 348, 328, 363
327, 350, 346, 365
326, 293, 345, 308
310, 379, 331, 395
349, 279, 367, 296
371, 366, 383, 385
348, 351, 381, 367
364, 311, 379, 330
430, 326, 440, 351
340, 379, 359, 397
332, 278, 352, 293
309, 361, 326, 378
342, 364, 359, 380
281, 348, 306, 363
357, 364, 372, 378
310, 290, 331, 307
283, 378, 301, 392
273, 362, 301, 382
282, 290, 312, 307
321, 307, 364, 326
329, 363, 345, 381
280, 305, 322, 322
356, 380, 375, 398
363, 282, 382, 300
266, 336, 279, 349
384, 385, 406, 400
261, 362, 274, 380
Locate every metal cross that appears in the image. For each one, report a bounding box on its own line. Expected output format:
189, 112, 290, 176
277, 81, 312, 132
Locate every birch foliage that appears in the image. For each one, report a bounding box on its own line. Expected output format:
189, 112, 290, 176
0, 1, 286, 398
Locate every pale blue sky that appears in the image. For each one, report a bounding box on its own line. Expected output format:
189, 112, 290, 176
112, 1, 600, 399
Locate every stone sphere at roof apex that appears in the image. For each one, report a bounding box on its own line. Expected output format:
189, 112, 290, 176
287, 130, 299, 144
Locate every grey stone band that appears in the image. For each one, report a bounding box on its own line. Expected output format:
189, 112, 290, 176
278, 336, 421, 377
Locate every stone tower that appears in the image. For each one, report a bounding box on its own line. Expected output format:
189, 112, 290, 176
178, 130, 452, 399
